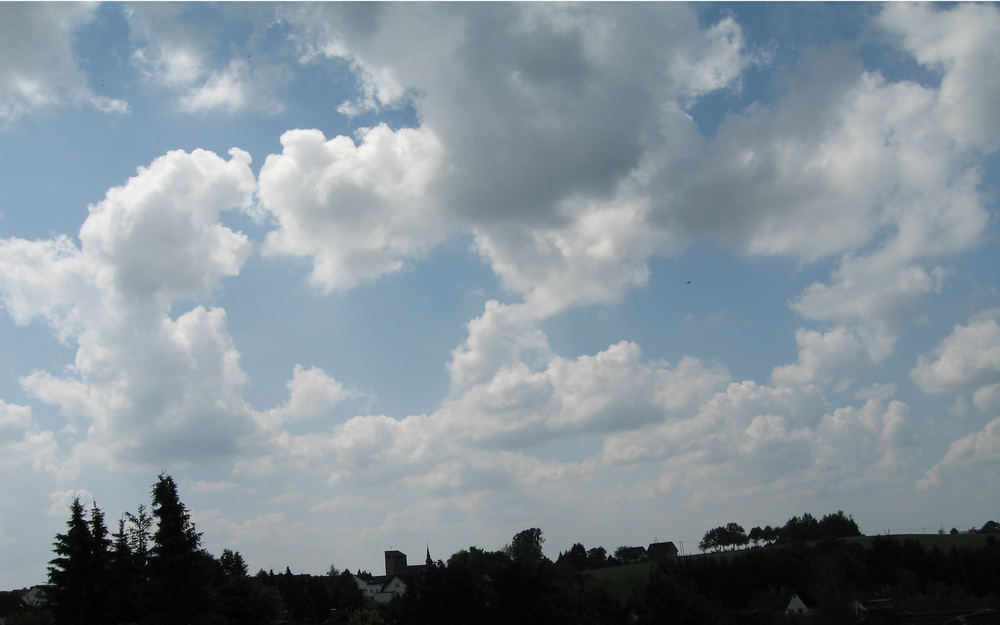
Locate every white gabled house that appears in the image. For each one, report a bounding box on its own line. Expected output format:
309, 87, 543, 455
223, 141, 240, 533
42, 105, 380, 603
354, 548, 432, 604
379, 576, 407, 602
353, 574, 410, 604
785, 593, 809, 615
354, 575, 384, 600
747, 588, 810, 617
353, 574, 409, 604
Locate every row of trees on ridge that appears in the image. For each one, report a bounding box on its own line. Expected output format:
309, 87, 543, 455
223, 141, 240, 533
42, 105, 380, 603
699, 511, 861, 552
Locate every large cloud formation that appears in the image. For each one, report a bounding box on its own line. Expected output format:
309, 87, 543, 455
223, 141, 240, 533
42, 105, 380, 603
265, 3, 993, 341
4, 0, 993, 499
252, 0, 994, 452
264, 3, 755, 314
0, 2, 998, 581
1, 148, 264, 468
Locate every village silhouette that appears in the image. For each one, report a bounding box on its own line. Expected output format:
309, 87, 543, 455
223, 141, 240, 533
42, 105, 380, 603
1, 473, 998, 625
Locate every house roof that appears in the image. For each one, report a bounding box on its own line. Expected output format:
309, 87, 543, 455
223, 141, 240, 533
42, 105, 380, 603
361, 569, 424, 586
647, 541, 678, 557
355, 574, 408, 592
618, 546, 647, 557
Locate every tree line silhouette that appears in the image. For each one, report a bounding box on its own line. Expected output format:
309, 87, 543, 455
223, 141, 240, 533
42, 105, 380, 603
698, 511, 862, 552
24, 473, 362, 625
371, 528, 1000, 625
8, 476, 999, 625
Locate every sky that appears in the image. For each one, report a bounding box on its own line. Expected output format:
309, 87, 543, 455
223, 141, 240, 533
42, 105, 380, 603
1, 2, 999, 589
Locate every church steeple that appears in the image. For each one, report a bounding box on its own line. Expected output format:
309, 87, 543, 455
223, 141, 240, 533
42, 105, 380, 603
425, 544, 432, 566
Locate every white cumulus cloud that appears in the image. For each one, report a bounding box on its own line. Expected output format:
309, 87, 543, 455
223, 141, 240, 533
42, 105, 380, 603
0, 148, 262, 469
772, 327, 866, 387
918, 417, 1000, 491
80, 148, 255, 303
911, 311, 1000, 398
258, 125, 447, 292
879, 3, 1000, 150
261, 364, 360, 427
0, 400, 57, 474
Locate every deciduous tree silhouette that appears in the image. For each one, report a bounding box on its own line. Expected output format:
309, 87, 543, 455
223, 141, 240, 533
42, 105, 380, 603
506, 527, 545, 563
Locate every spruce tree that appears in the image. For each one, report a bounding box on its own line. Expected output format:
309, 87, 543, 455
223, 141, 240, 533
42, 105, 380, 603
108, 516, 137, 623
47, 497, 94, 625
220, 548, 249, 577
125, 504, 152, 574
88, 503, 111, 622
147, 473, 214, 624
121, 505, 153, 622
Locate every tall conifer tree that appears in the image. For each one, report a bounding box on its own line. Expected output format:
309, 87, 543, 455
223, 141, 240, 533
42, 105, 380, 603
88, 503, 111, 621
147, 473, 213, 624
108, 515, 138, 623
125, 504, 153, 577
48, 497, 94, 625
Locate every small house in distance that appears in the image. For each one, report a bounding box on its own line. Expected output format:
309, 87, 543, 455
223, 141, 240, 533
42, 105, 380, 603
354, 548, 433, 604
747, 587, 809, 617
647, 541, 679, 560
617, 546, 648, 564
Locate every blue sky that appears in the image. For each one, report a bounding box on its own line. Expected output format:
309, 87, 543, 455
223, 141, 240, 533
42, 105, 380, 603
2, 2, 1000, 589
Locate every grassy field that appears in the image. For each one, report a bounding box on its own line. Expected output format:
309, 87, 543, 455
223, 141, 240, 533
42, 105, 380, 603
583, 562, 652, 601
840, 532, 993, 551
582, 533, 995, 602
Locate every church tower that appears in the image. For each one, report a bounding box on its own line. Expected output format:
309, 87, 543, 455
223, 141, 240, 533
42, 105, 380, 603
384, 550, 407, 576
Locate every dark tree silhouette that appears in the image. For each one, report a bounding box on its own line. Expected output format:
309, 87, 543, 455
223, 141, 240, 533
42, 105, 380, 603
556, 543, 589, 570
506, 528, 545, 564
587, 546, 609, 569
725, 522, 748, 550
107, 516, 138, 623
88, 503, 111, 621
47, 498, 97, 625
699, 526, 720, 552
819, 510, 861, 539
220, 548, 249, 577
763, 524, 778, 544
125, 504, 153, 573
782, 512, 821, 542
146, 473, 215, 624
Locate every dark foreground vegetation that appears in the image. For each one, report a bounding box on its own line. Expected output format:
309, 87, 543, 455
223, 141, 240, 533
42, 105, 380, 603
4, 474, 998, 625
